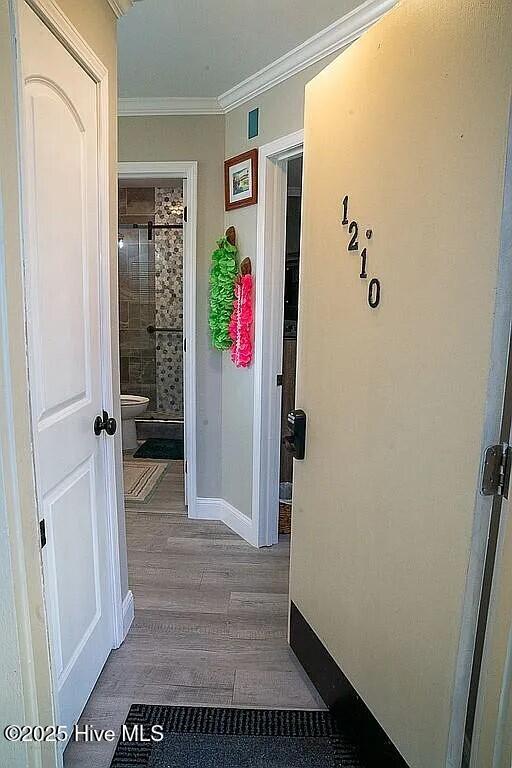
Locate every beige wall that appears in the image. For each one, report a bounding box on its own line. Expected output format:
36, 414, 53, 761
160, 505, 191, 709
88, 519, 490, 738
118, 67, 326, 513
117, 65, 337, 514
223, 59, 334, 516
289, 1, 512, 767
0, 1, 118, 764
118, 115, 226, 498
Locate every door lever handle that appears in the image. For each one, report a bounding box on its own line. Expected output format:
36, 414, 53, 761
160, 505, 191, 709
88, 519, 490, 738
94, 410, 117, 436
284, 409, 307, 460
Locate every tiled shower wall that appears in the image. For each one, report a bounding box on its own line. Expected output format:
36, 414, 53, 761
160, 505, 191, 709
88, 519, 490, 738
118, 185, 184, 418
155, 187, 184, 417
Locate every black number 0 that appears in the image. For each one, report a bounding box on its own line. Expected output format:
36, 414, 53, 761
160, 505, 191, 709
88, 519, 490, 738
348, 221, 359, 251
368, 278, 380, 308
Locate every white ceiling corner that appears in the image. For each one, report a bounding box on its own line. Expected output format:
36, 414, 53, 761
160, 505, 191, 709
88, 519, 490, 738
218, 0, 397, 112
117, 0, 397, 117
107, 0, 134, 19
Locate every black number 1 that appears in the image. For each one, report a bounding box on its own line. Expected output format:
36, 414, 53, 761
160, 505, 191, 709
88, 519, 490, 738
341, 195, 349, 225
359, 248, 367, 278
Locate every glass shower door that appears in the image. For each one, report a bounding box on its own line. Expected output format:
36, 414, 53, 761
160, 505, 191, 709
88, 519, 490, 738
118, 183, 184, 422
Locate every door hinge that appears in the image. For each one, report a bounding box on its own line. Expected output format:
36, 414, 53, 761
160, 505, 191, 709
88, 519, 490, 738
183, 337, 186, 353
39, 519, 47, 549
482, 443, 511, 498
184, 460, 187, 474
183, 206, 188, 223
276, 374, 283, 386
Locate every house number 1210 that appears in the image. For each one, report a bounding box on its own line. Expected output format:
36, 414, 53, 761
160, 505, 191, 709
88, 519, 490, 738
341, 195, 381, 309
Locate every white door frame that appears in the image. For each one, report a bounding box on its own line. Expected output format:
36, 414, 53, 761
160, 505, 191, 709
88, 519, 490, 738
118, 161, 198, 519
15, 0, 126, 730
252, 130, 304, 547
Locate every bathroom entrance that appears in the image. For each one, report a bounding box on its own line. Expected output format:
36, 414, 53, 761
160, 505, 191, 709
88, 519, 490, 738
118, 179, 185, 470
117, 161, 197, 517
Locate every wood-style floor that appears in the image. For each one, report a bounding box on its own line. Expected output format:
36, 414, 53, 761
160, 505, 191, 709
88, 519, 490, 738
64, 459, 324, 768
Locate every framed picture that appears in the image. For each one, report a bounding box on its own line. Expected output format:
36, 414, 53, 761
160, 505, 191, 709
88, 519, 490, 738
224, 149, 258, 211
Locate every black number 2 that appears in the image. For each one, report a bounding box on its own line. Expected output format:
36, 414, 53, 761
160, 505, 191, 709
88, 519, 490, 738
348, 221, 359, 251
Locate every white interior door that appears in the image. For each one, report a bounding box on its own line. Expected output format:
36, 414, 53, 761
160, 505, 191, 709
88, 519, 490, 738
19, 1, 114, 736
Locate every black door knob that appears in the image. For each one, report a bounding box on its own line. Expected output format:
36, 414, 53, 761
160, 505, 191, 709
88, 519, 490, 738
94, 410, 117, 436
105, 415, 117, 436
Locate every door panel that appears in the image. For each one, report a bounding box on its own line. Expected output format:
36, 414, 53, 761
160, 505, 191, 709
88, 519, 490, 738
472, 496, 512, 768
28, 84, 89, 420
288, 1, 512, 767
47, 464, 99, 672
19, 1, 113, 735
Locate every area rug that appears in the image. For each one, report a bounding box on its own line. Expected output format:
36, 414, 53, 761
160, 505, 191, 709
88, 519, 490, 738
123, 460, 168, 503
133, 438, 184, 460
109, 705, 364, 768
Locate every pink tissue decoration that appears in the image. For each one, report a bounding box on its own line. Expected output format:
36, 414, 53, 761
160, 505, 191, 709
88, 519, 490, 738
229, 273, 253, 367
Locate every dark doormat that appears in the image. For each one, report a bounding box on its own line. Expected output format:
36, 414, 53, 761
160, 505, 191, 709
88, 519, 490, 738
109, 706, 365, 768
133, 438, 184, 460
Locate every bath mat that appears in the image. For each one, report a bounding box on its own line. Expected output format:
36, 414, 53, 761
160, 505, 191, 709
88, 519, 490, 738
133, 438, 184, 460
123, 460, 168, 503
109, 706, 364, 768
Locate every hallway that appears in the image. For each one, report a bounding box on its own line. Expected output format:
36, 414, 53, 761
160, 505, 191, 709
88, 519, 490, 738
64, 462, 324, 768
4, 2, 512, 767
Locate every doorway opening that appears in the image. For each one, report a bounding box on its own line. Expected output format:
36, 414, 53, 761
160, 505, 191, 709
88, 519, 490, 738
118, 180, 185, 472
118, 178, 187, 540
278, 155, 303, 537
252, 129, 304, 547
117, 161, 198, 516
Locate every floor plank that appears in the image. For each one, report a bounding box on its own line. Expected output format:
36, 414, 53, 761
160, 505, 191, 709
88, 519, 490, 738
64, 460, 325, 768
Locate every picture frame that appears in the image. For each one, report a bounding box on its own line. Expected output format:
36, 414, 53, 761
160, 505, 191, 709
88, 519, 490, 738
224, 149, 258, 211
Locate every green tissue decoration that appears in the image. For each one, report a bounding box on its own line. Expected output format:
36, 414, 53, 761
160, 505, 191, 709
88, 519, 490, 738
209, 236, 238, 350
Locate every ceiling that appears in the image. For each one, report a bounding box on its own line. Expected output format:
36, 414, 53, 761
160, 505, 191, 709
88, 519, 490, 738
118, 0, 363, 99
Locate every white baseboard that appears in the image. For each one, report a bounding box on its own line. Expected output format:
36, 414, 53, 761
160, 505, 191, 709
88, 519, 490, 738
121, 590, 134, 641
192, 497, 223, 519
194, 497, 258, 547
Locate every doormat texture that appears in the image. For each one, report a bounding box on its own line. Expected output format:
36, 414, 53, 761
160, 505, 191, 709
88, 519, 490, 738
123, 460, 168, 503
134, 438, 184, 460
109, 705, 365, 768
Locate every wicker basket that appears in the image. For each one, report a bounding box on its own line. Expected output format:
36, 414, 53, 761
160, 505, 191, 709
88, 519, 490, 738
279, 502, 292, 535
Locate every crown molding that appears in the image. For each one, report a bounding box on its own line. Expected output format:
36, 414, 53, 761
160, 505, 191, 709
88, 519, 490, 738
118, 96, 224, 116
118, 0, 396, 117
218, 0, 397, 112
107, 0, 134, 18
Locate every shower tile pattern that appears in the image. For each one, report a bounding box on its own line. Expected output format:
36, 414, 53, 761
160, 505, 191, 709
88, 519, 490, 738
154, 187, 184, 417
118, 187, 157, 409
118, 185, 183, 417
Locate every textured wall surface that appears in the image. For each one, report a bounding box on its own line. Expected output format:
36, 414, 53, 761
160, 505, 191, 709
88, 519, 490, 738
155, 186, 184, 417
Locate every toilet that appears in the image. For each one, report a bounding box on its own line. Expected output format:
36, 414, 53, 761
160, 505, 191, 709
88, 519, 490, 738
120, 394, 149, 451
